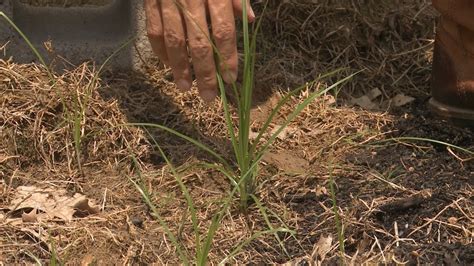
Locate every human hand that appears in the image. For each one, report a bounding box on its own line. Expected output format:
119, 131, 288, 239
145, 0, 255, 101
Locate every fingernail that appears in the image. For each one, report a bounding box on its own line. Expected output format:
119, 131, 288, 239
176, 79, 191, 91
200, 89, 217, 102
223, 71, 237, 84
249, 7, 255, 21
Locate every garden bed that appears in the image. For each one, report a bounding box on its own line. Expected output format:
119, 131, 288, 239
1, 0, 473, 264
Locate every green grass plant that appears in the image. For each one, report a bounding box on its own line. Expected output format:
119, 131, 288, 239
328, 167, 345, 263
129, 136, 290, 265
1, 10, 135, 174
124, 1, 355, 263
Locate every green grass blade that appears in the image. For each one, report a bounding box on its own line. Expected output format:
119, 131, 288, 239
232, 72, 358, 199
144, 129, 202, 260
191, 162, 239, 188
199, 159, 258, 260
129, 156, 190, 265
49, 241, 58, 266
386, 137, 474, 156
23, 250, 42, 266
97, 36, 136, 76
199, 148, 289, 261
217, 73, 241, 166
260, 201, 305, 251
250, 68, 346, 154
255, 73, 358, 161
219, 228, 293, 265
72, 37, 136, 172
73, 115, 83, 175
251, 195, 291, 258
329, 167, 345, 261
236, 0, 257, 211
123, 123, 231, 169
199, 212, 222, 266
82, 36, 136, 110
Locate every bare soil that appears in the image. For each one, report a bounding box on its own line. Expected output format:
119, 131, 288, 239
1, 0, 473, 265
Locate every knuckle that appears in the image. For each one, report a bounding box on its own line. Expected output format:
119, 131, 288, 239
164, 30, 186, 48
147, 27, 163, 40
220, 60, 237, 72
213, 22, 235, 43
190, 38, 213, 59
199, 74, 217, 87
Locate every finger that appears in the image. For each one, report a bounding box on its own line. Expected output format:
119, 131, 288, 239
208, 0, 238, 84
145, 0, 169, 64
232, 0, 255, 22
161, 0, 192, 91
182, 0, 218, 101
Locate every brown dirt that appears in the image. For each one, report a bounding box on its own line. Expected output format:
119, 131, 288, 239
1, 0, 473, 265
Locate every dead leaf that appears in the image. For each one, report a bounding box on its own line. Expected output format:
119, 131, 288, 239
350, 95, 378, 110
392, 93, 415, 107
248, 131, 259, 141
263, 151, 309, 174
315, 186, 328, 197
323, 94, 336, 105
447, 217, 458, 225
280, 257, 307, 266
311, 235, 333, 262
73, 198, 99, 216
367, 88, 382, 100
350, 88, 383, 110
270, 125, 297, 141
81, 254, 96, 266
7, 186, 99, 222
21, 208, 38, 223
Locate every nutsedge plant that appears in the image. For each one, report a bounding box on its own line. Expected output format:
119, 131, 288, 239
128, 0, 356, 209
125, 0, 356, 263
129, 138, 289, 265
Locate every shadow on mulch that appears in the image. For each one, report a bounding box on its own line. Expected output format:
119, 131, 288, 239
98, 70, 235, 168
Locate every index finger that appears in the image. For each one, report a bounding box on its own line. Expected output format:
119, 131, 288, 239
161, 0, 193, 91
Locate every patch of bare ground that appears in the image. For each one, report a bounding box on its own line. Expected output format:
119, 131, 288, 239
1, 0, 473, 265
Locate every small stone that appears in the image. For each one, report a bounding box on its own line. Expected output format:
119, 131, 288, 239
131, 216, 144, 228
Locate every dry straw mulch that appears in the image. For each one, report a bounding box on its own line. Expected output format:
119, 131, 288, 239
1, 0, 473, 264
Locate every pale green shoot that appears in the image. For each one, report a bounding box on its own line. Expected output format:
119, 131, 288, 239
129, 155, 190, 264
328, 165, 345, 263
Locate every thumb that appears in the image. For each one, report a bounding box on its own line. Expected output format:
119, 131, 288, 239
232, 0, 255, 22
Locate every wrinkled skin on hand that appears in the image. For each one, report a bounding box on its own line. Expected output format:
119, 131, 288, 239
145, 0, 255, 102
